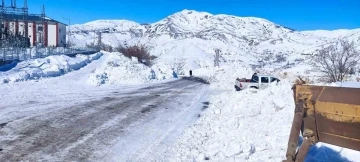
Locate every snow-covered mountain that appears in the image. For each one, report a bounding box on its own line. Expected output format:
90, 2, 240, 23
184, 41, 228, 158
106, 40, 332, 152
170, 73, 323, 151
70, 9, 360, 74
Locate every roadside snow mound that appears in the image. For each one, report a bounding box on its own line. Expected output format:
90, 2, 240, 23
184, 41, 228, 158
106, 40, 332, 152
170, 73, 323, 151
168, 80, 295, 161
334, 82, 360, 88
0, 53, 102, 84
87, 52, 174, 85
193, 64, 275, 90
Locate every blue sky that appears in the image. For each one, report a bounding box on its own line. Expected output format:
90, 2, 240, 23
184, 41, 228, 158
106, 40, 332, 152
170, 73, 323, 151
20, 0, 360, 30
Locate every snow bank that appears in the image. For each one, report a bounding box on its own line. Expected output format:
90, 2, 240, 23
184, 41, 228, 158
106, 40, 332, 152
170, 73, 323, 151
193, 65, 254, 90
87, 52, 174, 86
0, 53, 102, 84
166, 78, 360, 161
334, 81, 360, 88
307, 81, 360, 88
168, 81, 295, 161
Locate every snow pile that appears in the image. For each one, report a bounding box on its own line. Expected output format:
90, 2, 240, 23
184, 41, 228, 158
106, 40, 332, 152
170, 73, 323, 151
307, 81, 360, 89
192, 63, 294, 90
87, 52, 174, 85
334, 81, 360, 88
193, 65, 254, 90
0, 53, 102, 84
168, 80, 295, 161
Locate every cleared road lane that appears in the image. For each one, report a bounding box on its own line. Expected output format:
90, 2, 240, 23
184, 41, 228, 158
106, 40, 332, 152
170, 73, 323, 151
0, 77, 210, 162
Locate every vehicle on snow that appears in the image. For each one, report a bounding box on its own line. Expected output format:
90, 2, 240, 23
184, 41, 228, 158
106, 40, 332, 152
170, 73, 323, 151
234, 73, 280, 91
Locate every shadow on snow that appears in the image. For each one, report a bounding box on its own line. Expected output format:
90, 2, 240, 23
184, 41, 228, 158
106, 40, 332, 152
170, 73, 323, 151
0, 61, 18, 72
297, 136, 351, 162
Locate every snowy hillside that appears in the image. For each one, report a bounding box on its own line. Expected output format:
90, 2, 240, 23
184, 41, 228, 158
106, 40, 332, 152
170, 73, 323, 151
302, 28, 360, 40
69, 9, 360, 79
71, 20, 146, 47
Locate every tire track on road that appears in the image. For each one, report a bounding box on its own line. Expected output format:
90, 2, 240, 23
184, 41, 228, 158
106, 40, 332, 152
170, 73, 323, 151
0, 77, 209, 162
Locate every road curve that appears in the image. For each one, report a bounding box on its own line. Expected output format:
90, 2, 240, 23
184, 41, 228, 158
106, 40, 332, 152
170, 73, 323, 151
0, 77, 209, 162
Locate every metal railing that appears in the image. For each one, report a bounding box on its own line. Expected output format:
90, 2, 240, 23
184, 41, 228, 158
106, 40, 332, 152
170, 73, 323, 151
0, 46, 100, 62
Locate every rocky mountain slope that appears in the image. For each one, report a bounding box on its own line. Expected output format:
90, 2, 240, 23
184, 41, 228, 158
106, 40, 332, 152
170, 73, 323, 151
69, 9, 360, 74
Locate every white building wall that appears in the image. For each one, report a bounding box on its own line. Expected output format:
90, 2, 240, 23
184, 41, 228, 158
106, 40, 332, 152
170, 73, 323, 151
48, 24, 57, 47
36, 24, 42, 44
8, 21, 16, 35
4, 20, 67, 47
28, 22, 34, 46
18, 22, 25, 36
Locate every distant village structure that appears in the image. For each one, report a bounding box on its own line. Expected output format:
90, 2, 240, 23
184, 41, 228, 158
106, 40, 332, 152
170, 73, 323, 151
0, 0, 67, 48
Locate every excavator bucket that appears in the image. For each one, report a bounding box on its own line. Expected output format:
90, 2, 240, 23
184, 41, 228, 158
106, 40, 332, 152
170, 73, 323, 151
284, 84, 360, 162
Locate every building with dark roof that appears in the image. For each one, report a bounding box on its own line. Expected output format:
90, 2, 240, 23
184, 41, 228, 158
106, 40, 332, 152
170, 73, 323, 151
0, 0, 67, 47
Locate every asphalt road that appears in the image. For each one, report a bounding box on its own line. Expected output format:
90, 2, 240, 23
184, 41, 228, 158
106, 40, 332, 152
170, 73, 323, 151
0, 77, 210, 162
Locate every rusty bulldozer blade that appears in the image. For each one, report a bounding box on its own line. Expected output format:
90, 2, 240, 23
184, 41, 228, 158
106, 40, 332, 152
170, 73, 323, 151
283, 84, 360, 162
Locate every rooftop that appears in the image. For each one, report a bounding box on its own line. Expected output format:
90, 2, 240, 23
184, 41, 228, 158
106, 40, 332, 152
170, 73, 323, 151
2, 13, 67, 25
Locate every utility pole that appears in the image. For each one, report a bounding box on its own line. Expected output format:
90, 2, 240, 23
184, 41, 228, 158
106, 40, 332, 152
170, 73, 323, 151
214, 49, 221, 67
97, 32, 102, 50
63, 17, 70, 47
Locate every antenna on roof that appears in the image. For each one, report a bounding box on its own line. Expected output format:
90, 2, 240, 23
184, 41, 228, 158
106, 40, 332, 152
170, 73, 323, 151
1, 0, 4, 7
24, 0, 28, 9
41, 4, 45, 16
10, 0, 16, 8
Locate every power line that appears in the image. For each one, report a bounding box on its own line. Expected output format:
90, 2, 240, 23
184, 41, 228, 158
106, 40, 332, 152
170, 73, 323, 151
97, 31, 101, 49
214, 49, 220, 67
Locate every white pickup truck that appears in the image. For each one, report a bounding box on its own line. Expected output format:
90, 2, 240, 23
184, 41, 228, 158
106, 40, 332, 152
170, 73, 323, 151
234, 73, 280, 91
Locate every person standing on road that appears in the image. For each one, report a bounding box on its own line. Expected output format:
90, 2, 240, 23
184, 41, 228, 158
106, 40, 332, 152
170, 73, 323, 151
189, 69, 193, 77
